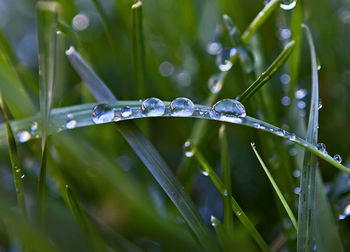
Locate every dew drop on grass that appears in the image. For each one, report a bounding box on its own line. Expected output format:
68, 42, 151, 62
207, 42, 222, 55
333, 154, 342, 164
216, 48, 236, 72
210, 215, 218, 226
294, 186, 301, 195
31, 122, 38, 131
170, 97, 195, 117
280, 73, 291, 85
183, 141, 194, 158
65, 119, 77, 129
295, 89, 307, 99
339, 204, 350, 220
223, 189, 228, 196
281, 96, 291, 106
17, 131, 31, 143
280, 0, 296, 10
141, 97, 165, 117
318, 99, 323, 110
208, 73, 223, 94
211, 99, 246, 123
121, 106, 132, 117
92, 104, 115, 124
317, 143, 327, 153
293, 169, 301, 178
201, 171, 209, 176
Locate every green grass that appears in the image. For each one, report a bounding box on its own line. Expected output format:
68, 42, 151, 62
0, 0, 349, 251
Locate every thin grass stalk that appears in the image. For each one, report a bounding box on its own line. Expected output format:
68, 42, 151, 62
251, 143, 297, 230
0, 94, 26, 217
219, 125, 234, 234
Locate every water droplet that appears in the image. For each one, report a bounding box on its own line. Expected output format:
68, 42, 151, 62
236, 210, 242, 216
223, 15, 241, 45
294, 186, 301, 195
208, 73, 223, 94
237, 46, 255, 74
313, 244, 317, 251
67, 113, 74, 119
16, 168, 21, 173
339, 204, 350, 220
65, 119, 77, 129
279, 28, 291, 40
72, 13, 90, 31
210, 215, 218, 226
216, 48, 236, 72
31, 122, 38, 131
170, 97, 195, 117
92, 104, 115, 124
159, 61, 174, 77
211, 99, 246, 123
280, 73, 291, 85
251, 142, 256, 147
17, 131, 31, 143
207, 42, 222, 55
289, 133, 296, 141
176, 71, 191, 86
223, 189, 228, 196
317, 143, 327, 153
295, 89, 307, 99
293, 170, 301, 178
333, 154, 342, 164
297, 101, 306, 109
201, 171, 209, 176
183, 141, 194, 158
318, 99, 323, 110
121, 106, 132, 117
280, 0, 296, 10
281, 96, 291, 106
141, 98, 165, 117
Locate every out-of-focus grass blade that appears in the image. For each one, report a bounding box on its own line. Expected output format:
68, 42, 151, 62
219, 125, 234, 234
65, 48, 217, 251
251, 143, 297, 231
193, 149, 270, 252
66, 185, 105, 251
297, 24, 319, 252
0, 30, 18, 67
0, 94, 26, 217
132, 1, 146, 97
238, 40, 295, 103
36, 1, 59, 225
0, 192, 59, 252
210, 215, 230, 249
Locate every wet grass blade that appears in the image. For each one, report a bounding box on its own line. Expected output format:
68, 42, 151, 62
297, 24, 319, 252
0, 94, 26, 217
132, 1, 146, 97
65, 48, 217, 250
251, 143, 297, 231
66, 185, 105, 251
219, 125, 234, 234
36, 1, 59, 225
238, 40, 295, 103
193, 148, 270, 251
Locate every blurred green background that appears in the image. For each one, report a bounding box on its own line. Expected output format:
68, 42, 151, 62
0, 0, 349, 251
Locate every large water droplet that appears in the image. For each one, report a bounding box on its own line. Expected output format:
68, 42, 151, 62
237, 46, 255, 74
92, 104, 115, 124
211, 99, 246, 123
141, 98, 165, 117
170, 97, 195, 117
183, 141, 194, 158
66, 119, 77, 129
208, 73, 223, 94
280, 0, 296, 10
17, 131, 31, 143
333, 154, 342, 164
216, 48, 236, 72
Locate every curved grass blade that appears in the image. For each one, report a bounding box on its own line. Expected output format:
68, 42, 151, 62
132, 1, 146, 97
219, 125, 234, 234
251, 143, 297, 231
297, 25, 319, 252
36, 1, 59, 225
1, 101, 350, 176
66, 185, 105, 251
0, 94, 26, 217
65, 48, 217, 250
193, 148, 270, 252
238, 40, 295, 103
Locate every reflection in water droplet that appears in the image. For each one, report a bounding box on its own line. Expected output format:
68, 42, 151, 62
170, 97, 194, 117
333, 154, 342, 164
280, 0, 296, 10
211, 99, 246, 123
208, 73, 223, 94
141, 98, 165, 117
17, 131, 31, 143
183, 141, 194, 158
66, 119, 77, 129
207, 42, 222, 55
216, 48, 236, 72
92, 104, 115, 124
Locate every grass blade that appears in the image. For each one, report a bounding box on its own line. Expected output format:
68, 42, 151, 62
65, 48, 217, 250
193, 148, 270, 252
36, 1, 59, 225
0, 94, 26, 217
132, 1, 146, 97
238, 40, 295, 103
251, 143, 297, 231
219, 125, 234, 234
